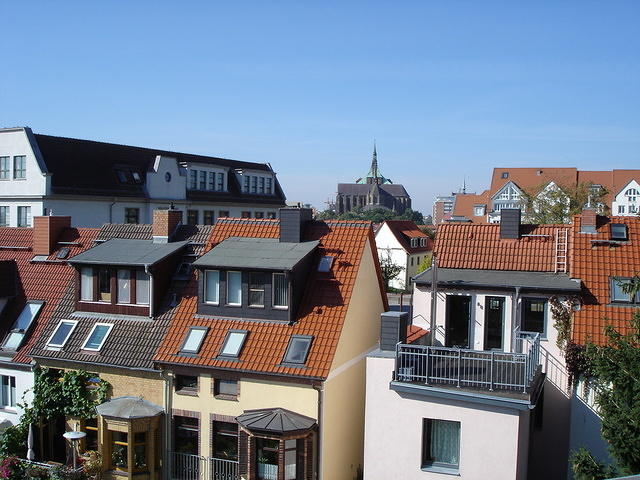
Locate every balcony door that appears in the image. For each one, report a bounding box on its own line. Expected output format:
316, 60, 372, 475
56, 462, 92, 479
484, 296, 505, 350
445, 295, 471, 348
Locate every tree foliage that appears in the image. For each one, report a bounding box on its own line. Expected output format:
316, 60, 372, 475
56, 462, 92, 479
572, 309, 640, 477
316, 207, 425, 224
416, 253, 432, 274
520, 182, 609, 224
378, 248, 405, 291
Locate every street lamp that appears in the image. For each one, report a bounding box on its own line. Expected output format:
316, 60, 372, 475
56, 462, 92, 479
63, 431, 86, 470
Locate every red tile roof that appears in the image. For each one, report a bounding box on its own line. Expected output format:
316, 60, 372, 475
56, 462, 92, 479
0, 226, 99, 365
451, 191, 491, 223
381, 220, 432, 254
154, 218, 387, 379
407, 325, 429, 344
571, 215, 640, 345
434, 222, 570, 272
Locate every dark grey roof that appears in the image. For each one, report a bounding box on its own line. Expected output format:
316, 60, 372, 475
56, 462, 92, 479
69, 239, 188, 267
96, 396, 163, 419
236, 408, 316, 434
193, 237, 318, 270
413, 267, 581, 292
337, 183, 409, 197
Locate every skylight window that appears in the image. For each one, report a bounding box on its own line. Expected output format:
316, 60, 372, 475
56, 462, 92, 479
115, 170, 129, 183
56, 247, 70, 259
47, 320, 78, 349
219, 330, 248, 358
82, 323, 113, 351
318, 256, 334, 272
181, 327, 208, 354
283, 335, 313, 364
610, 223, 628, 240
131, 171, 142, 183
2, 301, 44, 350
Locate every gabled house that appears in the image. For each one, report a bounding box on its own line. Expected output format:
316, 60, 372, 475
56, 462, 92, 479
374, 220, 432, 290
0, 216, 98, 428
153, 208, 387, 480
364, 209, 580, 480
0, 127, 286, 228
28, 209, 212, 478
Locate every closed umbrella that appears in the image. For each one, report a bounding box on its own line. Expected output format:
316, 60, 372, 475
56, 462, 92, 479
27, 424, 35, 461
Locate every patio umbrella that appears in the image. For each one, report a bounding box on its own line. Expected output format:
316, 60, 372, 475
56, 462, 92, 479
27, 424, 35, 461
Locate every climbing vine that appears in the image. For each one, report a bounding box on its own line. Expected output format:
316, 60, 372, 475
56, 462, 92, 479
549, 295, 588, 388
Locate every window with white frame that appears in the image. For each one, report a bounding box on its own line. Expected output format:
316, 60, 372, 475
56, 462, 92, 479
610, 277, 640, 304
2, 301, 44, 350
618, 205, 626, 214
180, 327, 208, 354
421, 419, 460, 472
47, 320, 78, 349
0, 207, 8, 227
0, 157, 9, 180
82, 323, 113, 351
219, 330, 247, 358
136, 271, 150, 305
625, 188, 639, 202
205, 270, 220, 304
283, 335, 312, 364
248, 272, 266, 307
272, 273, 288, 308
0, 375, 16, 408
17, 206, 31, 227
474, 205, 485, 216
226, 271, 242, 305
411, 238, 418, 248
13, 156, 26, 179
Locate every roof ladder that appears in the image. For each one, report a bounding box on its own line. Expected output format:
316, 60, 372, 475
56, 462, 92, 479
554, 228, 568, 273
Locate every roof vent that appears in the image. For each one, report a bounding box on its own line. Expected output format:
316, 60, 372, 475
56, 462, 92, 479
537, 170, 543, 176
499, 209, 521, 239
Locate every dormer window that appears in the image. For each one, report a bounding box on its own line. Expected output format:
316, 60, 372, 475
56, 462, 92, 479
420, 238, 428, 247
318, 256, 334, 272
219, 330, 248, 358
272, 273, 288, 309
410, 238, 419, 248
82, 323, 113, 351
249, 273, 266, 307
205, 270, 220, 304
227, 272, 242, 306
501, 172, 509, 179
2, 301, 44, 350
80, 267, 150, 305
283, 335, 313, 364
610, 223, 628, 241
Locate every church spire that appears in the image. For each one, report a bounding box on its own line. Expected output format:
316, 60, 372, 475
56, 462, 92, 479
371, 140, 379, 183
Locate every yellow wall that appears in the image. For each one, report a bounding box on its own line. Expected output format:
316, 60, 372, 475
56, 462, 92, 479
322, 237, 385, 480
172, 375, 318, 458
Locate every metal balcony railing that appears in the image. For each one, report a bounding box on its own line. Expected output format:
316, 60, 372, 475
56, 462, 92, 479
169, 452, 239, 480
394, 333, 541, 394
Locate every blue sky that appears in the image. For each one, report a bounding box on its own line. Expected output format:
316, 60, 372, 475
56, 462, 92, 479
2, 1, 639, 214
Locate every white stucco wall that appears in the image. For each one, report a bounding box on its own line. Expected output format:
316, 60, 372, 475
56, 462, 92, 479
612, 179, 640, 216
146, 155, 187, 200
364, 354, 528, 480
0, 129, 47, 198
375, 223, 409, 290
0, 366, 34, 426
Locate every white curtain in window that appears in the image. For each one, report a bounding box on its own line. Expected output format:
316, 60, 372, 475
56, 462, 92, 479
117, 270, 130, 303
136, 271, 150, 305
81, 268, 93, 301
273, 273, 288, 308
227, 272, 241, 305
430, 420, 460, 466
205, 271, 220, 303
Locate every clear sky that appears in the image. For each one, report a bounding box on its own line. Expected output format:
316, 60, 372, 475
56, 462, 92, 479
2, 1, 639, 214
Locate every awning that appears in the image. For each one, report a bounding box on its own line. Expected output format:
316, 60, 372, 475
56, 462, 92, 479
96, 396, 163, 419
236, 408, 316, 435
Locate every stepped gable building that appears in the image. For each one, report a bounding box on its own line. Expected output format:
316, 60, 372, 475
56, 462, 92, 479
436, 167, 640, 224
335, 145, 411, 215
0, 127, 287, 228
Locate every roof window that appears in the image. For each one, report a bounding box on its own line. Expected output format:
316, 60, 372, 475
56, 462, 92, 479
2, 301, 44, 350
82, 323, 113, 351
181, 327, 208, 354
219, 330, 248, 358
131, 171, 142, 183
318, 256, 334, 272
56, 247, 70, 259
610, 223, 628, 241
47, 320, 78, 349
283, 335, 313, 364
115, 169, 129, 183
501, 172, 509, 179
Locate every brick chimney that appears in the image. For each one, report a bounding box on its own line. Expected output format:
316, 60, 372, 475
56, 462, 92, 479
153, 208, 182, 243
580, 207, 597, 234
500, 209, 521, 239
33, 216, 71, 255
380, 311, 409, 352
279, 207, 313, 243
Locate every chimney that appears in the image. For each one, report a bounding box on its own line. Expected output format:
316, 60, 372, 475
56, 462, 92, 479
500, 209, 521, 239
153, 208, 182, 243
279, 207, 313, 243
380, 311, 409, 352
33, 216, 71, 255
580, 207, 597, 234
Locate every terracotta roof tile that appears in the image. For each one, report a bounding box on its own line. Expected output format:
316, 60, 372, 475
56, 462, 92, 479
154, 218, 387, 379
381, 220, 433, 254
451, 191, 491, 223
571, 215, 640, 345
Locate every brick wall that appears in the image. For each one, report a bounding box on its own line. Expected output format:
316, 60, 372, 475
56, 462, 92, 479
33, 216, 71, 255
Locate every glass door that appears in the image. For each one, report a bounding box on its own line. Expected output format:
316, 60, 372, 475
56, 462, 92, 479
484, 296, 504, 350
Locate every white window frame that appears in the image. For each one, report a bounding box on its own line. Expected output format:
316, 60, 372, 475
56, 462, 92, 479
2, 300, 44, 350
219, 330, 248, 358
0, 157, 9, 180
46, 320, 78, 349
17, 206, 31, 227
226, 271, 242, 306
13, 155, 26, 179
181, 327, 208, 354
82, 323, 114, 351
0, 375, 16, 408
272, 273, 289, 309
0, 206, 8, 227
204, 270, 220, 305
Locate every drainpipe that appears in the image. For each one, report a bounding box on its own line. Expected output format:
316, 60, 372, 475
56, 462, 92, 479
161, 369, 173, 480
512, 286, 521, 352
146, 265, 154, 318
429, 254, 438, 346
312, 382, 324, 480
108, 198, 116, 223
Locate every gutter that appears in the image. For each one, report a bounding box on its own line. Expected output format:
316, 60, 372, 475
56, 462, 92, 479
512, 286, 521, 352
161, 369, 173, 480
313, 382, 324, 480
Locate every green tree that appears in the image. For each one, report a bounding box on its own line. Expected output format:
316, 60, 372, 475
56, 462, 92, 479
378, 248, 404, 291
520, 182, 609, 224
416, 253, 432, 274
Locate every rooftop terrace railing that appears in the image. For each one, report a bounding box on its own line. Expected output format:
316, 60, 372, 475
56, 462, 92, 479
394, 333, 541, 394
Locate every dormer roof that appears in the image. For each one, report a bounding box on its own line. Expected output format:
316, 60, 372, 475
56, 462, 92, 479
68, 238, 189, 267
193, 237, 318, 271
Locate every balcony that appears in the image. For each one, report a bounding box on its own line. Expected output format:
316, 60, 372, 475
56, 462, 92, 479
391, 333, 543, 406
169, 452, 238, 480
